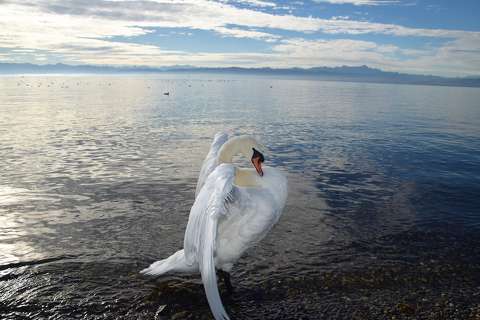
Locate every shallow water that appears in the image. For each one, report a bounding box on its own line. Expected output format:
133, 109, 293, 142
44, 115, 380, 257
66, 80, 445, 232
1, 74, 480, 319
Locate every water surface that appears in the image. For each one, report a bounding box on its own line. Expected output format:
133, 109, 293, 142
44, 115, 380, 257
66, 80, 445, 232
1, 74, 480, 319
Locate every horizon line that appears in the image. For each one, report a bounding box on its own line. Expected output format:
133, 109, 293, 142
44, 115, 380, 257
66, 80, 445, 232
1, 62, 479, 80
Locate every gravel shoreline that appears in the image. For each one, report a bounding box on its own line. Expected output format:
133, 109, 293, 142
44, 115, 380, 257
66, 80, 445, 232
143, 256, 480, 320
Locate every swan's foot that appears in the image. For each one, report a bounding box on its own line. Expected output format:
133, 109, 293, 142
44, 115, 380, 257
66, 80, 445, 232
217, 269, 234, 295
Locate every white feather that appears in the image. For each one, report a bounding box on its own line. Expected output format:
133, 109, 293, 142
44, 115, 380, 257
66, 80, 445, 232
195, 132, 230, 197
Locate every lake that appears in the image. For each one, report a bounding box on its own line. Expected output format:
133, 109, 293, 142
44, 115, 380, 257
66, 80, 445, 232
1, 74, 480, 319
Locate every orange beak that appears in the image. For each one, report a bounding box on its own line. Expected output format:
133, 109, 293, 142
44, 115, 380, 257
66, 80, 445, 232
251, 148, 265, 177
252, 156, 263, 177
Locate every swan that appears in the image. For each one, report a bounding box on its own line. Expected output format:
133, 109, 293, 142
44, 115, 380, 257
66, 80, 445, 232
141, 134, 288, 320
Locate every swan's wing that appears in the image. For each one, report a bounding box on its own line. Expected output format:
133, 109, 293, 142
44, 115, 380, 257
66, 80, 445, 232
185, 163, 235, 262
195, 132, 230, 197
216, 167, 288, 257
184, 164, 235, 320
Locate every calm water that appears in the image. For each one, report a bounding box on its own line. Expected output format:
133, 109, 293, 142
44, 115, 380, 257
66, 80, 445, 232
1, 74, 480, 319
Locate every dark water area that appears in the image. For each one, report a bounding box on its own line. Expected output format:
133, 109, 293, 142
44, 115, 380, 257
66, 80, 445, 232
1, 74, 480, 319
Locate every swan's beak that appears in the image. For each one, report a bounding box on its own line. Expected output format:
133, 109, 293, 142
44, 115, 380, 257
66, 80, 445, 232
251, 148, 264, 177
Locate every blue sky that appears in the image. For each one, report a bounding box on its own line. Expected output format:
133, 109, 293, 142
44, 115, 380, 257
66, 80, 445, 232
1, 0, 479, 76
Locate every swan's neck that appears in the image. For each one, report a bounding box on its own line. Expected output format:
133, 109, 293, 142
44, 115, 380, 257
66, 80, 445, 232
218, 143, 235, 164
218, 137, 248, 164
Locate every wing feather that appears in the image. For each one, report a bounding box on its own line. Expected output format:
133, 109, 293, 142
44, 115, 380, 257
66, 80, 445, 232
195, 132, 230, 197
199, 211, 230, 320
184, 164, 235, 320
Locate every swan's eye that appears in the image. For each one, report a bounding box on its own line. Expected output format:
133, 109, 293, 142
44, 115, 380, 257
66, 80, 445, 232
252, 148, 265, 162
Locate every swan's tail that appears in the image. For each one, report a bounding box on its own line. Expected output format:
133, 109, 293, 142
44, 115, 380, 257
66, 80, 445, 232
140, 250, 194, 276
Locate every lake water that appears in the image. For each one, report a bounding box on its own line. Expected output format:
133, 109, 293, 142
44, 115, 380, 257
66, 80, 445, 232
1, 74, 480, 319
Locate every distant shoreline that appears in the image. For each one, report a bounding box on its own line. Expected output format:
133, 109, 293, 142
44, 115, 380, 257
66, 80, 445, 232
1, 63, 480, 88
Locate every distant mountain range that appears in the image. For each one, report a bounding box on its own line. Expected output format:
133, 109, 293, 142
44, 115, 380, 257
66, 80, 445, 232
1, 63, 479, 88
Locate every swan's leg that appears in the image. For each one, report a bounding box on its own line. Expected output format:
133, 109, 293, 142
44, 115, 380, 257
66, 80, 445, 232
217, 269, 234, 294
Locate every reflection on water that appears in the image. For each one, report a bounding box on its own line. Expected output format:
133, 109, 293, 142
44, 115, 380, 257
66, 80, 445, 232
1, 74, 480, 319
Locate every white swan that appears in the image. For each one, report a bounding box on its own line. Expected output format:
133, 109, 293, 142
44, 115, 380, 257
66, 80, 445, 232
141, 135, 288, 320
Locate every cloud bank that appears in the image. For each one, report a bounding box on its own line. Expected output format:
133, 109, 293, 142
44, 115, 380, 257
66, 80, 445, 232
0, 0, 479, 76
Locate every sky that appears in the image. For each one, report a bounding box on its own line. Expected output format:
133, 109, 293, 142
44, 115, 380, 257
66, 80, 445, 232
1, 0, 479, 76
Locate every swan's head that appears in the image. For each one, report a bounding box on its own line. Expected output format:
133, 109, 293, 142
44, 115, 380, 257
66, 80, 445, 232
218, 135, 266, 176
251, 146, 265, 177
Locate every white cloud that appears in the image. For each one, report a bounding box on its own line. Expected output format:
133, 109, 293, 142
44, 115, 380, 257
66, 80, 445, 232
271, 38, 399, 67
271, 38, 480, 76
1, 1, 473, 38
231, 0, 277, 8
214, 27, 281, 41
0, 0, 470, 38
